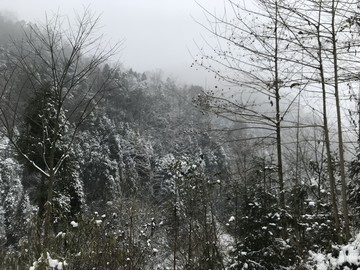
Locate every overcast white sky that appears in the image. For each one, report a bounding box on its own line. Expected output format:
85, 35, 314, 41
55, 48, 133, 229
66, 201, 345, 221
1, 0, 226, 86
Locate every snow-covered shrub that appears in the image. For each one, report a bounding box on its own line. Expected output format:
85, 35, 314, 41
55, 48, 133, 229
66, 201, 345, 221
1, 197, 164, 270
228, 190, 298, 270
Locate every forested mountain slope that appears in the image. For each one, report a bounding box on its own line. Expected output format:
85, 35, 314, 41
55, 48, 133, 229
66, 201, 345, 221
1, 10, 360, 270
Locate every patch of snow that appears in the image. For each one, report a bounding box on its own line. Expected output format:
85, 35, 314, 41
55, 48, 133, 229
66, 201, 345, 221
338, 246, 359, 266
95, 220, 102, 225
47, 252, 67, 269
4, 158, 16, 165
55, 232, 66, 238
308, 233, 360, 269
309, 251, 331, 270
218, 225, 235, 265
48, 258, 59, 268
70, 221, 78, 228
337, 234, 360, 267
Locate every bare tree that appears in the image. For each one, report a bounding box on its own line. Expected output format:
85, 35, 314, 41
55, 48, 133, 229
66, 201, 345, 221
277, 0, 360, 242
0, 9, 121, 265
193, 0, 310, 220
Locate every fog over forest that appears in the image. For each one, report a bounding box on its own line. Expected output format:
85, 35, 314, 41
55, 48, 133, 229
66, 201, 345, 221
1, 1, 360, 270
1, 0, 225, 86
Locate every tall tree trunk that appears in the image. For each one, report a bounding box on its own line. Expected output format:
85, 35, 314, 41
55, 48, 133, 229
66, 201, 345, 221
331, 0, 351, 241
274, 0, 286, 212
173, 215, 177, 270
316, 0, 342, 242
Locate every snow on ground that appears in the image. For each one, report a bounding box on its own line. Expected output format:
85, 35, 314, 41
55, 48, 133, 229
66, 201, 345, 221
337, 233, 360, 267
309, 233, 360, 269
217, 217, 235, 266
308, 251, 334, 270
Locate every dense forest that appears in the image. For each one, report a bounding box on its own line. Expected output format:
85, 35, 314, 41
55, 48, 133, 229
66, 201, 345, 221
2, 0, 360, 269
